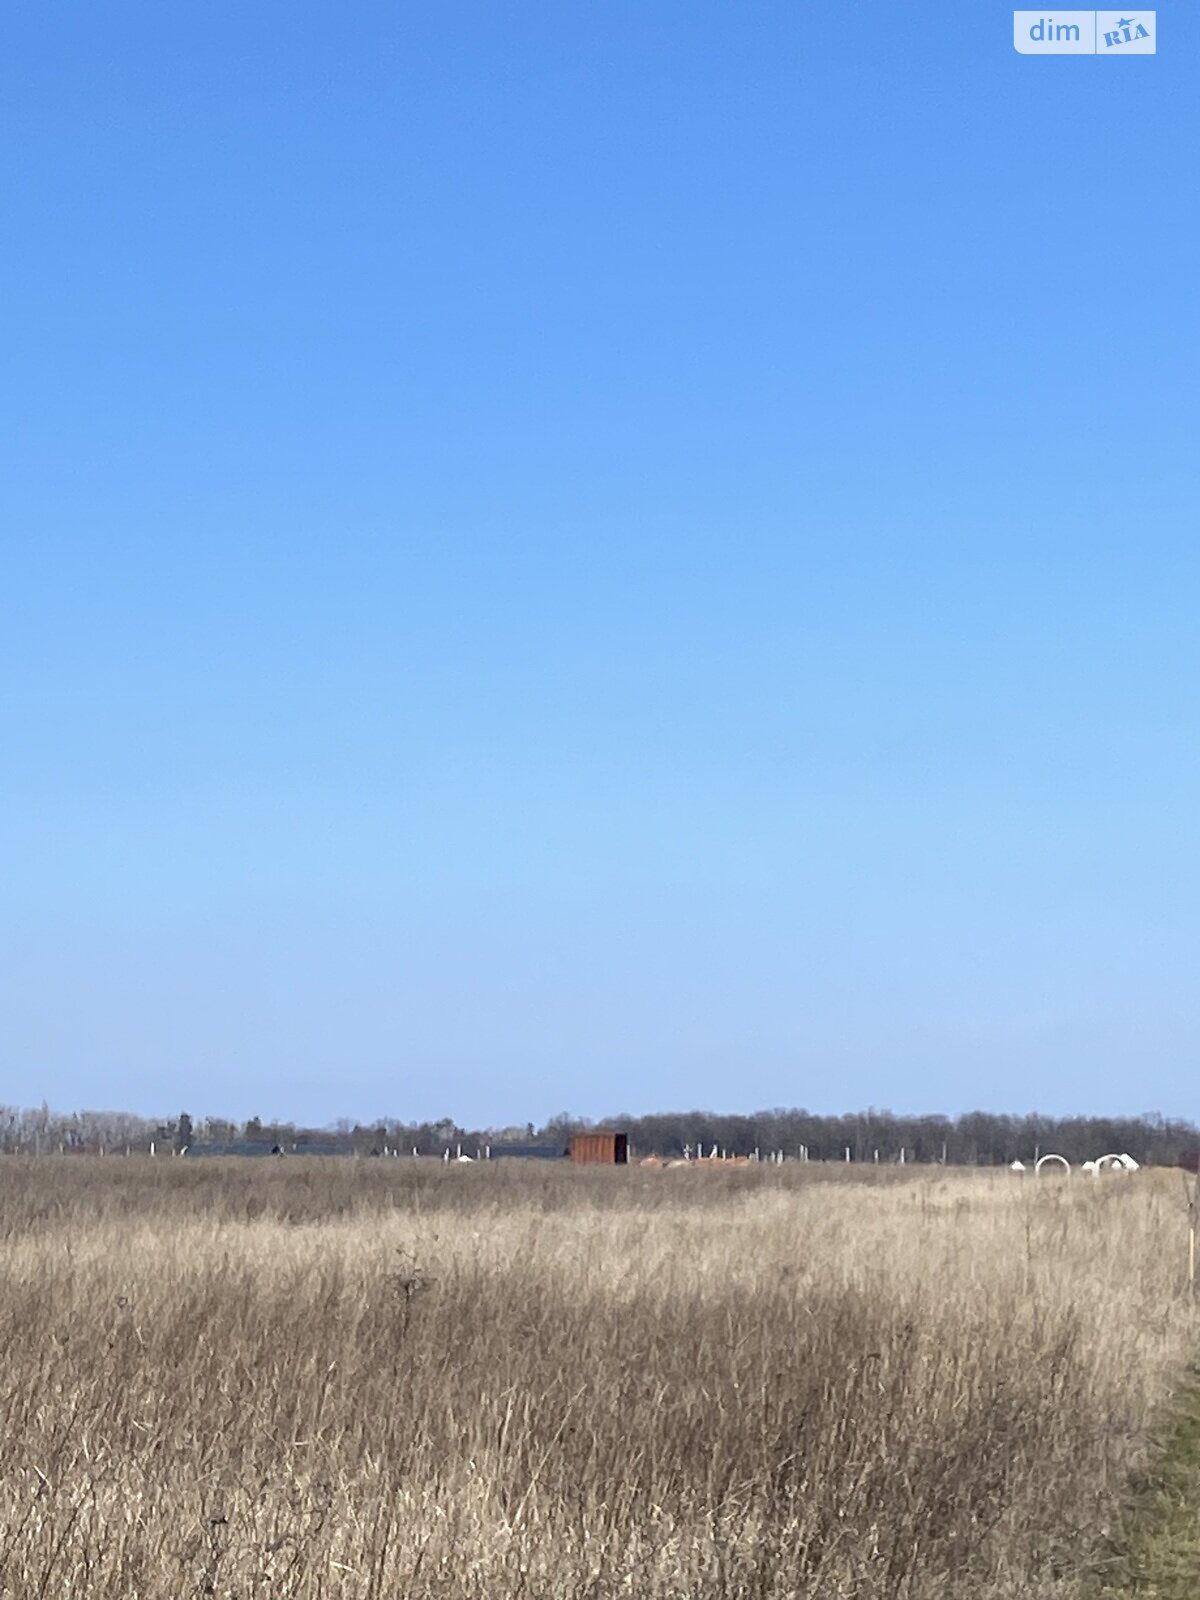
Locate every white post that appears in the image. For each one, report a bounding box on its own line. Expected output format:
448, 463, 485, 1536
845, 1146, 851, 1162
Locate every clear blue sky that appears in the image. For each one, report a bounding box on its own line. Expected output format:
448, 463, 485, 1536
2, 2, 1197, 1128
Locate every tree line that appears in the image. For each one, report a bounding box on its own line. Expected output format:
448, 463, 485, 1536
0, 1102, 1195, 1166
595, 1107, 1198, 1166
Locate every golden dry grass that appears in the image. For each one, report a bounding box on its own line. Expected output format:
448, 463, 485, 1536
0, 1159, 1191, 1598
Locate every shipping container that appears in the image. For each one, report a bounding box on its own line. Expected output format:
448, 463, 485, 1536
569, 1131, 628, 1165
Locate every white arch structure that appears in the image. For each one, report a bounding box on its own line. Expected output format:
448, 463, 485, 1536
1093, 1152, 1138, 1174
1035, 1153, 1070, 1176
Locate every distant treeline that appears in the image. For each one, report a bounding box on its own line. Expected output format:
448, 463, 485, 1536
0, 1103, 1196, 1166
605, 1108, 1199, 1167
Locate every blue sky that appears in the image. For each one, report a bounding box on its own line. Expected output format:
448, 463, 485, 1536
2, 2, 1197, 1127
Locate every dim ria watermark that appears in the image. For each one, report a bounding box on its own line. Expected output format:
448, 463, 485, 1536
1014, 11, 1156, 53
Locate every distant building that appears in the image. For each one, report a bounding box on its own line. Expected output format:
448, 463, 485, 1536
569, 1131, 628, 1165
487, 1142, 568, 1161
184, 1138, 344, 1157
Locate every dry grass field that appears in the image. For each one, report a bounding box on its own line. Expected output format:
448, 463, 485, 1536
0, 1159, 1193, 1599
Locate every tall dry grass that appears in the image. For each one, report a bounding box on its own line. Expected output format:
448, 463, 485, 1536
0, 1159, 1190, 1598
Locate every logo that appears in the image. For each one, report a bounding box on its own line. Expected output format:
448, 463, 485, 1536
1097, 11, 1154, 50
1014, 10, 1155, 52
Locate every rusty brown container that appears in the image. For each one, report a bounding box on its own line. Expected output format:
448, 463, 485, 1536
569, 1131, 628, 1165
